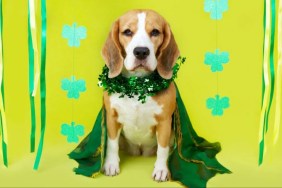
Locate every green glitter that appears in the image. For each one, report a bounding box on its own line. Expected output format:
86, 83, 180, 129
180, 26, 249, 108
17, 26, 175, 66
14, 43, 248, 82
98, 56, 186, 103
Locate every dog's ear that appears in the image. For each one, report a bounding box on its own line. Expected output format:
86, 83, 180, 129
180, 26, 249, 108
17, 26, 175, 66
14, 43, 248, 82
102, 20, 123, 78
157, 23, 180, 79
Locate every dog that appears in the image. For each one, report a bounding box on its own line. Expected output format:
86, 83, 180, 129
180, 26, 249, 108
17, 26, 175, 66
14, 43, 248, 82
101, 9, 180, 182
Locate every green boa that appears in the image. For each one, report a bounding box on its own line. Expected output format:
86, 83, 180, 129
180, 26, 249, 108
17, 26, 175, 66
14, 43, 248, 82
69, 85, 231, 187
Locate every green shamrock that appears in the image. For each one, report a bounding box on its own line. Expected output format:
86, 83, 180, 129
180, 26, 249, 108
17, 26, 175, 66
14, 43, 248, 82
61, 122, 84, 143
204, 0, 228, 20
206, 95, 230, 116
61, 76, 86, 99
62, 23, 87, 47
204, 49, 229, 72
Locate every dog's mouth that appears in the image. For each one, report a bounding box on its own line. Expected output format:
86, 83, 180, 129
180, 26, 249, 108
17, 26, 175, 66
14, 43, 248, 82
122, 61, 153, 78
131, 64, 149, 71
129, 59, 151, 71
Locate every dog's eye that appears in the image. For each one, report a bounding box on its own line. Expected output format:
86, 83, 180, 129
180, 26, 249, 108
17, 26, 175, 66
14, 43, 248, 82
150, 29, 160, 37
122, 29, 133, 37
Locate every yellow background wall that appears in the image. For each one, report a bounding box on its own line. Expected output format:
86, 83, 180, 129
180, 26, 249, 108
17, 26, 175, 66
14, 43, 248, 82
0, 0, 281, 187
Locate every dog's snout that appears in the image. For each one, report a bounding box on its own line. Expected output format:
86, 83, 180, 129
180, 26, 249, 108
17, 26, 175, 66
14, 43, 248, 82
133, 47, 150, 60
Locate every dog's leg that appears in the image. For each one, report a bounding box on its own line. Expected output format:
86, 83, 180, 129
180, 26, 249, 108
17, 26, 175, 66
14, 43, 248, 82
104, 131, 121, 176
152, 119, 171, 182
103, 105, 121, 176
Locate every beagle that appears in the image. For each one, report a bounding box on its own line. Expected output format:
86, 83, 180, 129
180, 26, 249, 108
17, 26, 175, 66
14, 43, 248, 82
101, 9, 180, 182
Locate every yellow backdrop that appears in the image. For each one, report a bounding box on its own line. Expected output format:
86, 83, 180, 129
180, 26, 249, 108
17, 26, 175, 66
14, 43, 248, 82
0, 0, 281, 187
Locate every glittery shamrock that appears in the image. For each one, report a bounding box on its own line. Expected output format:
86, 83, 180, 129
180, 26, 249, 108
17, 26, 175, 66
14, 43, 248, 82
204, 49, 229, 72
61, 76, 86, 99
61, 122, 85, 143
206, 95, 230, 116
204, 0, 228, 20
62, 23, 87, 47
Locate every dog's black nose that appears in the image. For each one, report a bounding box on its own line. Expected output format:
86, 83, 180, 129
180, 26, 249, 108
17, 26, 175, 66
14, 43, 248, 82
133, 47, 150, 60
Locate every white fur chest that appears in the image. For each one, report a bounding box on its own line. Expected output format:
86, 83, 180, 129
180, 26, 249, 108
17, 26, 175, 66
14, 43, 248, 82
110, 94, 163, 146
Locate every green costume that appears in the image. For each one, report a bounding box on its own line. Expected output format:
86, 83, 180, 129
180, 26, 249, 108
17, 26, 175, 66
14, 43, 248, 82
69, 85, 231, 188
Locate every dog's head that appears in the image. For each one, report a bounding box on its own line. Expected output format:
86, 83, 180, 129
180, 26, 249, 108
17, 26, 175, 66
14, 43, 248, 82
102, 10, 180, 79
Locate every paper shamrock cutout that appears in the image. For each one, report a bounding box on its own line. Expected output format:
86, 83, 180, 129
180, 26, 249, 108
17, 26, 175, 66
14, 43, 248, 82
61, 76, 86, 99
206, 95, 230, 116
61, 122, 85, 143
204, 49, 229, 72
62, 23, 87, 47
204, 0, 228, 20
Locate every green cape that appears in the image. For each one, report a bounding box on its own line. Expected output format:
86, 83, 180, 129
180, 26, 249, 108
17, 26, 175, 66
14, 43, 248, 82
69, 85, 231, 187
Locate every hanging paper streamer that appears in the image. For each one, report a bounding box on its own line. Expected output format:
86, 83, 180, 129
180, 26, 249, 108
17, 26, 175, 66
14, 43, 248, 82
28, 0, 37, 153
264, 0, 276, 134
28, 0, 40, 97
273, 0, 282, 145
60, 21, 87, 144
33, 0, 47, 170
259, 0, 276, 165
0, 0, 8, 167
204, 1, 230, 118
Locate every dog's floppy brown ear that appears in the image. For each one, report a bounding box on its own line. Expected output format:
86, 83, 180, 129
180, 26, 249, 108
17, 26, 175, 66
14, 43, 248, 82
102, 20, 123, 78
157, 23, 180, 79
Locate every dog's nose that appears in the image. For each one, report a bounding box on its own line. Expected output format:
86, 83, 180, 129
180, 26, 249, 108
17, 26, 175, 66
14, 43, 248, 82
133, 47, 150, 60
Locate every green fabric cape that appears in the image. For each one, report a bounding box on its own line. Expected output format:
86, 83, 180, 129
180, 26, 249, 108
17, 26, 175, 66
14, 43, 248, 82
69, 85, 231, 188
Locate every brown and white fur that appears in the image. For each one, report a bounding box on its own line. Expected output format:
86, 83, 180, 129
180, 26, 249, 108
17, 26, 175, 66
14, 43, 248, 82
101, 10, 180, 182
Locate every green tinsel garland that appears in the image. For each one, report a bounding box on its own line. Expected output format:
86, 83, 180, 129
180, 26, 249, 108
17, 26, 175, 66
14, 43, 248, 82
98, 56, 186, 103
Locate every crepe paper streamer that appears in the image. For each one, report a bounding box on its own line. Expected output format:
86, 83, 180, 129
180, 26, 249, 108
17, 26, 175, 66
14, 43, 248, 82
61, 122, 85, 143
33, 0, 47, 170
204, 0, 228, 20
259, 0, 276, 165
28, 0, 37, 153
28, 0, 40, 97
62, 23, 87, 47
0, 0, 8, 167
273, 0, 282, 145
61, 76, 86, 99
204, 49, 229, 72
206, 95, 230, 116
265, 0, 276, 134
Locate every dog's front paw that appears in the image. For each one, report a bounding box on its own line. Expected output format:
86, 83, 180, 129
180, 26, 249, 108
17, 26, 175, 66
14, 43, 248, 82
103, 160, 120, 176
152, 166, 169, 182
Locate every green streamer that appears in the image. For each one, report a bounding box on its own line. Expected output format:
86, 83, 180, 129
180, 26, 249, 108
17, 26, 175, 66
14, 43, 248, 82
0, 0, 8, 167
261, 0, 266, 107
259, 0, 276, 165
33, 0, 47, 170
260, 0, 267, 165
259, 0, 267, 166
0, 0, 2, 106
28, 0, 36, 153
265, 0, 276, 133
259, 111, 267, 165
0, 0, 4, 106
0, 113, 7, 166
